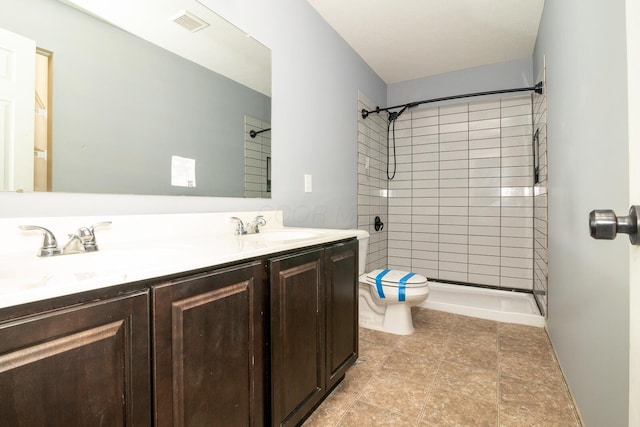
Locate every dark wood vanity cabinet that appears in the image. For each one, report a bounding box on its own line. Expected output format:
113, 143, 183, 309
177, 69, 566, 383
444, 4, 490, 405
152, 260, 266, 427
324, 240, 359, 391
270, 239, 358, 426
0, 291, 151, 426
0, 237, 357, 427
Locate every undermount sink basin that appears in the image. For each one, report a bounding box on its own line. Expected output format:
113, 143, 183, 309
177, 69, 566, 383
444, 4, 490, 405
240, 229, 326, 242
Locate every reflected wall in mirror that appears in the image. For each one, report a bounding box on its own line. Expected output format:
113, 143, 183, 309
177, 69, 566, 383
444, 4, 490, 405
0, 0, 271, 197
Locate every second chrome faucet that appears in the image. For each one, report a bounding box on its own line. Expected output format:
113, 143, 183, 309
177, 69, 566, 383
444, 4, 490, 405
230, 215, 266, 235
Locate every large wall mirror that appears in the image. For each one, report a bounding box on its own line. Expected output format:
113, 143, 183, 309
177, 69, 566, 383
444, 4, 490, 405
0, 0, 271, 198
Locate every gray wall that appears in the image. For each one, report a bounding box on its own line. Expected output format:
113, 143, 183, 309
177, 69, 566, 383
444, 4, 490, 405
0, 0, 386, 228
387, 58, 533, 106
534, 0, 630, 425
0, 0, 270, 197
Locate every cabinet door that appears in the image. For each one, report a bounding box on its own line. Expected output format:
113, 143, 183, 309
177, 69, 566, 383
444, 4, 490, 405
0, 291, 151, 427
153, 261, 265, 427
270, 248, 325, 427
325, 240, 358, 390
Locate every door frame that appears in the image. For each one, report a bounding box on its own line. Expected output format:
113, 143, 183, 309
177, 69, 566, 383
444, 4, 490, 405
627, 0, 639, 424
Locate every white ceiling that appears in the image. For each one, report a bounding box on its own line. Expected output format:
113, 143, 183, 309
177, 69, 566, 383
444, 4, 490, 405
307, 0, 545, 84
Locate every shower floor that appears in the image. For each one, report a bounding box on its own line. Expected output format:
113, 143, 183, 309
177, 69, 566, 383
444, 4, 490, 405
419, 281, 545, 327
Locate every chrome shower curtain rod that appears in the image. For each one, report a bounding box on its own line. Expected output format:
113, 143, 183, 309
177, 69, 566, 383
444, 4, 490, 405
361, 81, 544, 120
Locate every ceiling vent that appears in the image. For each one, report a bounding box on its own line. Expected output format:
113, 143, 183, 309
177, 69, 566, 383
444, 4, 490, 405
171, 10, 209, 32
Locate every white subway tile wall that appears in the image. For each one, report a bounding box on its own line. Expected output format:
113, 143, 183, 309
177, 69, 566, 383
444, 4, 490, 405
533, 79, 549, 315
244, 116, 271, 198
357, 92, 389, 272
358, 92, 537, 291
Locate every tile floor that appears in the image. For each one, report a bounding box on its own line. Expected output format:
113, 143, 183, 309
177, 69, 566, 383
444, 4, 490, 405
303, 308, 581, 426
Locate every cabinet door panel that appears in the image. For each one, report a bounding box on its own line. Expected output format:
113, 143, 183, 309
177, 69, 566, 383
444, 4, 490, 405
153, 261, 264, 427
0, 291, 151, 427
270, 249, 325, 427
325, 240, 358, 389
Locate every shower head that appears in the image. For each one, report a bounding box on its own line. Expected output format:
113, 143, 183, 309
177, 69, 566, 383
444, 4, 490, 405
249, 128, 271, 138
388, 105, 410, 122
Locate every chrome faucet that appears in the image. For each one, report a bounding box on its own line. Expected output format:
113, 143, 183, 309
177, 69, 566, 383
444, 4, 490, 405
230, 215, 266, 235
20, 222, 111, 256
230, 217, 246, 235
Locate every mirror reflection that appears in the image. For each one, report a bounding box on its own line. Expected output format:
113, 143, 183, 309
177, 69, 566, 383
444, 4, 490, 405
0, 0, 271, 198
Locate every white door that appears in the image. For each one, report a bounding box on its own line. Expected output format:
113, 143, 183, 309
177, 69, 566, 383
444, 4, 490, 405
0, 26, 35, 192
628, 0, 640, 424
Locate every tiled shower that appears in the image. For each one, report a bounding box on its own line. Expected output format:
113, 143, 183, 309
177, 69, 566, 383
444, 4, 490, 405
533, 74, 548, 316
357, 89, 549, 314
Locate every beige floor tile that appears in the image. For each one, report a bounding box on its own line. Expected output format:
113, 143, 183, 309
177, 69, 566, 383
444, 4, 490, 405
338, 401, 418, 426
500, 374, 572, 406
499, 399, 581, 427
455, 315, 498, 334
444, 338, 499, 371
498, 333, 554, 357
358, 339, 394, 371
499, 350, 562, 385
359, 371, 431, 417
302, 404, 346, 427
412, 307, 459, 330
420, 388, 498, 426
451, 325, 498, 349
305, 309, 581, 427
394, 329, 450, 356
498, 322, 549, 340
321, 364, 376, 413
380, 349, 442, 381
360, 327, 402, 347
338, 363, 376, 394
433, 360, 498, 404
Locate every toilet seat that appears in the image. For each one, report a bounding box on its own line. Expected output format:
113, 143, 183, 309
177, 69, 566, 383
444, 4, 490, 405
365, 269, 428, 288
365, 269, 428, 302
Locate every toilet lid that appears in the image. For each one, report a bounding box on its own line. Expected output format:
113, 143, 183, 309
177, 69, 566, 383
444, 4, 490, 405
365, 269, 428, 288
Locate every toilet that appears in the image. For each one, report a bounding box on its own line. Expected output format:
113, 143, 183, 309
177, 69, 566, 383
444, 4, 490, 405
355, 230, 430, 335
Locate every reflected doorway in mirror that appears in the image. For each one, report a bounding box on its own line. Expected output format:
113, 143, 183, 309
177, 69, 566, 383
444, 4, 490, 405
0, 27, 35, 192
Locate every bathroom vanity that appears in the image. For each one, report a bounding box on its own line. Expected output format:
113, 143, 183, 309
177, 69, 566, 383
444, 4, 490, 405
0, 212, 359, 426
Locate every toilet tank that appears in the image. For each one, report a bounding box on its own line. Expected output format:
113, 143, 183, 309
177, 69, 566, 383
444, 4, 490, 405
353, 230, 370, 275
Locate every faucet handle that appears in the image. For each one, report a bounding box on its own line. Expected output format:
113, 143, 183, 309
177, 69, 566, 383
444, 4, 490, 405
251, 215, 267, 233
19, 225, 62, 257
82, 221, 112, 251
90, 221, 112, 234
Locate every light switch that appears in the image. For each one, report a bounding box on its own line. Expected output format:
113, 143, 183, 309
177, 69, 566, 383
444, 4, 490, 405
304, 174, 312, 193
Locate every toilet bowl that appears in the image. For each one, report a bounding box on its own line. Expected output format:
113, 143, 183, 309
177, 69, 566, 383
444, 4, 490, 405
355, 230, 429, 335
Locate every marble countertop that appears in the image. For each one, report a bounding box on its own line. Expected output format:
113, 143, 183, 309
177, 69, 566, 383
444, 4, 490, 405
0, 211, 362, 309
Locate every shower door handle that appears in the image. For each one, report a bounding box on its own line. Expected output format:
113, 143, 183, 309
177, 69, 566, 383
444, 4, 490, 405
589, 205, 640, 245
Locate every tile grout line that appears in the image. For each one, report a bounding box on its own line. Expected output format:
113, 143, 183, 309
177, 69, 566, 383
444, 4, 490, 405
414, 314, 457, 425
496, 323, 503, 426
